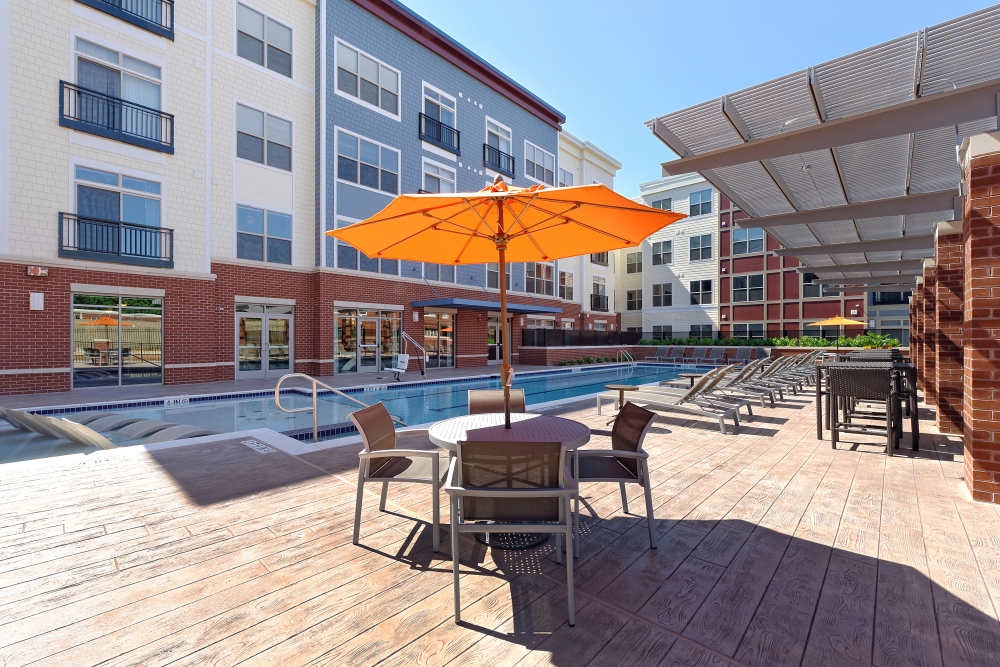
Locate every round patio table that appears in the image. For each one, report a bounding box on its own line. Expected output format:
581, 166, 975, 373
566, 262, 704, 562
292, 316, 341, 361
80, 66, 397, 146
678, 372, 703, 387
604, 384, 640, 425
429, 412, 590, 549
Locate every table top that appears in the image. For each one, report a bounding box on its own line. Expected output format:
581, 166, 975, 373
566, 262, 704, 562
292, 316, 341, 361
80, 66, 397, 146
428, 412, 591, 452
605, 384, 640, 391
678, 372, 703, 378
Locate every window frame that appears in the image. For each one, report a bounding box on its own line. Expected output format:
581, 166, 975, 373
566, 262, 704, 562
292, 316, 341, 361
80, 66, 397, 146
74, 37, 162, 107
334, 37, 401, 121
732, 227, 764, 255
650, 197, 672, 211
236, 102, 293, 172
335, 128, 400, 196
690, 279, 712, 305
689, 188, 713, 217
689, 324, 713, 338
421, 157, 456, 194
732, 273, 764, 302
652, 325, 672, 340
523, 140, 555, 186
732, 323, 765, 339
590, 251, 609, 266
236, 3, 293, 78
558, 270, 574, 300
626, 289, 642, 311
558, 168, 574, 187
236, 203, 293, 265
525, 262, 554, 296
651, 240, 672, 265
652, 282, 672, 307
802, 272, 839, 298
73, 163, 162, 229
689, 233, 713, 262
626, 251, 642, 274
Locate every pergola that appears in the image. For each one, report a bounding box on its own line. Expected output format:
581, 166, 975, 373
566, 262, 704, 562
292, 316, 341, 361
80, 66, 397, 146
646, 5, 1000, 503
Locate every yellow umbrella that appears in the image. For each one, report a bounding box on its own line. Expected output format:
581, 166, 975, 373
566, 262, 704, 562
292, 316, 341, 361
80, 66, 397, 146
808, 316, 867, 352
327, 176, 685, 427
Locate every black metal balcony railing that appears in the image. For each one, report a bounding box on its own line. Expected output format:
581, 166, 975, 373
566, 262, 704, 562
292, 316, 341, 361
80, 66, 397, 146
77, 0, 174, 39
59, 81, 174, 153
483, 144, 515, 178
419, 113, 460, 154
591, 294, 609, 312
59, 213, 174, 268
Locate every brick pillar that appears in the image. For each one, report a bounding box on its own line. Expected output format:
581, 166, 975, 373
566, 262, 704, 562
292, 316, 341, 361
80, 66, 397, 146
962, 132, 1000, 504
935, 225, 964, 434
922, 263, 937, 407
911, 286, 922, 384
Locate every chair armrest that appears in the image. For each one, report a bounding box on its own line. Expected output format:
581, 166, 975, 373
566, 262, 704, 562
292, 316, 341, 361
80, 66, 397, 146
445, 487, 577, 498
444, 455, 460, 492
395, 429, 432, 445
575, 448, 648, 459
358, 448, 443, 460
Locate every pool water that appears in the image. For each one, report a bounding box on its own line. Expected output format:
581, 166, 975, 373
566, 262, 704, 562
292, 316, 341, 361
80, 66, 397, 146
25, 364, 706, 449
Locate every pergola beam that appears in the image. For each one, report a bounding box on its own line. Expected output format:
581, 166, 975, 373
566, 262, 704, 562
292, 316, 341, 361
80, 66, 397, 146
733, 191, 956, 229
657, 78, 1000, 174
829, 284, 916, 292
773, 235, 935, 256
801, 259, 926, 274
815, 274, 920, 285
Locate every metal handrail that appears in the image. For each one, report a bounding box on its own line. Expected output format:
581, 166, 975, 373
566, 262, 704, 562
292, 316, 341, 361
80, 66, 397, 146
274, 373, 406, 442
617, 349, 636, 368
401, 331, 426, 376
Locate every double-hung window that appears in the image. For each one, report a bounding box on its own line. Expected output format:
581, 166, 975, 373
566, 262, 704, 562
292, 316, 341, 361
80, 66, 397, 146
802, 272, 838, 298
652, 283, 672, 307
559, 271, 574, 299
524, 141, 555, 185
690, 279, 712, 305
626, 289, 642, 311
689, 234, 712, 261
335, 218, 397, 273
336, 40, 399, 117
733, 227, 764, 255
422, 160, 456, 193
626, 251, 642, 273
689, 188, 712, 216
690, 324, 712, 338
732, 274, 764, 302
237, 205, 292, 264
237, 104, 292, 171
421, 84, 458, 152
590, 252, 609, 266
733, 323, 764, 339
486, 263, 509, 290
650, 197, 671, 210
652, 325, 672, 339
558, 168, 574, 187
652, 240, 672, 265
336, 130, 399, 194
237, 4, 292, 77
525, 263, 554, 296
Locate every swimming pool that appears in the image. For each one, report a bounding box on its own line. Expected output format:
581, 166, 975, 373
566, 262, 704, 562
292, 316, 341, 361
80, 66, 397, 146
13, 364, 706, 454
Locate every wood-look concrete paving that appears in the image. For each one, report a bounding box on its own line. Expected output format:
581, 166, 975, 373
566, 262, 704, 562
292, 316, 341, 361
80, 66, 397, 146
1, 392, 998, 666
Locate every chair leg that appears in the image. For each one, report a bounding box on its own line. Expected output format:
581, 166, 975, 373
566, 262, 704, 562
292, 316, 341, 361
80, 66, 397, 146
554, 532, 564, 564
619, 482, 629, 514
565, 497, 576, 627
379, 481, 388, 511
431, 459, 441, 553
451, 498, 461, 623
353, 468, 365, 546
643, 469, 656, 550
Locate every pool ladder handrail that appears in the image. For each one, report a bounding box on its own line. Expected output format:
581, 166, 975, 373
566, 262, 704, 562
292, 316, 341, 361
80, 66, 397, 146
616, 349, 636, 369
274, 373, 407, 443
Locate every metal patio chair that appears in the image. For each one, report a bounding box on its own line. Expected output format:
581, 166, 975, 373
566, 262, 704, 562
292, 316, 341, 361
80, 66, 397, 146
446, 439, 578, 625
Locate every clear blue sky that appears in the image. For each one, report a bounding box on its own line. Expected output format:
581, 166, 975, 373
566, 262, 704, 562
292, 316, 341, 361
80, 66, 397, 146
402, 0, 989, 196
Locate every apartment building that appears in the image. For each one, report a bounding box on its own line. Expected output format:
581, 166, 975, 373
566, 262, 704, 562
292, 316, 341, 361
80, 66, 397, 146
868, 290, 911, 344
0, 0, 621, 394
616, 174, 719, 339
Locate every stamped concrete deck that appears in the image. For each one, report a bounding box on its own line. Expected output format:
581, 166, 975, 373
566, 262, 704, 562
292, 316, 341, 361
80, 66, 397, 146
1, 391, 998, 665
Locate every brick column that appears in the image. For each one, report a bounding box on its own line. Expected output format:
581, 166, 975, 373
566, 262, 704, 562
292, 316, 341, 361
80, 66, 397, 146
962, 132, 1000, 504
922, 262, 937, 407
911, 285, 922, 384
935, 223, 964, 434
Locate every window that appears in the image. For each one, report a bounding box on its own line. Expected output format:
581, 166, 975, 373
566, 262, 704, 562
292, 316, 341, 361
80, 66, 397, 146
652, 240, 672, 265
732, 274, 764, 302
75, 166, 161, 227
732, 323, 764, 339
733, 227, 764, 255
802, 272, 838, 298
592, 276, 608, 310
422, 84, 455, 128
237, 205, 291, 264
422, 160, 455, 193
558, 168, 574, 187
335, 218, 398, 273
626, 289, 642, 311
689, 234, 712, 261
593, 320, 608, 331
336, 129, 399, 194
485, 263, 509, 289
689, 324, 713, 338
336, 40, 399, 116
590, 252, 609, 266
650, 197, 671, 210
559, 271, 574, 300
524, 141, 555, 185
593, 276, 607, 295
652, 325, 672, 339
689, 188, 712, 216
237, 4, 292, 77
486, 119, 512, 154
526, 317, 554, 329
525, 263, 554, 296
652, 283, 672, 307
74, 38, 162, 139
690, 279, 712, 305
237, 104, 292, 171
626, 252, 642, 273
562, 319, 575, 330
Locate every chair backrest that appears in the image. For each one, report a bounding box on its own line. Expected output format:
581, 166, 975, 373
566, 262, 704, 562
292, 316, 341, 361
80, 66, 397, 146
667, 347, 683, 359
657, 347, 669, 360
707, 348, 724, 361
736, 347, 751, 360
676, 366, 721, 401
696, 364, 736, 395
456, 440, 565, 522
394, 353, 410, 370
349, 402, 396, 452
468, 389, 526, 415
612, 402, 655, 475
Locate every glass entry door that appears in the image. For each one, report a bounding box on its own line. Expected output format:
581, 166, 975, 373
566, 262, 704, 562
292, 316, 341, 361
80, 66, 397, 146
72, 294, 163, 387
487, 313, 505, 364
424, 312, 455, 368
236, 305, 294, 378
358, 317, 379, 371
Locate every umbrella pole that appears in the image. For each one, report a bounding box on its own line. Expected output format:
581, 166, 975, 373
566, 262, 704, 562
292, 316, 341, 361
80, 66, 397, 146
497, 206, 512, 429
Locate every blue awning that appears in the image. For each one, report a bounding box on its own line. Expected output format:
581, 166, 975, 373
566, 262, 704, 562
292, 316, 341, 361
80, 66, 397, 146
411, 298, 562, 314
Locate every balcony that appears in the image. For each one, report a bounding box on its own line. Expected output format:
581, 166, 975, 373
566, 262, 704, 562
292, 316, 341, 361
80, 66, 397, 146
591, 294, 609, 311
483, 144, 515, 178
59, 81, 174, 153
59, 213, 174, 268
76, 0, 174, 39
418, 113, 460, 154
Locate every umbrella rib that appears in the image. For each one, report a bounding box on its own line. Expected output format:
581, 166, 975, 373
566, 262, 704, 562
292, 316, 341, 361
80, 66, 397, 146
504, 198, 578, 259
510, 199, 635, 245
452, 199, 497, 263
521, 195, 682, 215
464, 198, 499, 237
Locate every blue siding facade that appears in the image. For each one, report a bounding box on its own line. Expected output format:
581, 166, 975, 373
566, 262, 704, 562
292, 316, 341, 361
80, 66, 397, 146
320, 0, 560, 294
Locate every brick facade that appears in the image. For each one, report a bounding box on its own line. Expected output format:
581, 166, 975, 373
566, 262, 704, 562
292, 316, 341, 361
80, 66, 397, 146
921, 264, 938, 408
934, 229, 964, 434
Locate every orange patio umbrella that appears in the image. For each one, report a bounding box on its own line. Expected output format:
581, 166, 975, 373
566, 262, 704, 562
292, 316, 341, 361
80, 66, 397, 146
327, 176, 685, 427
80, 315, 134, 327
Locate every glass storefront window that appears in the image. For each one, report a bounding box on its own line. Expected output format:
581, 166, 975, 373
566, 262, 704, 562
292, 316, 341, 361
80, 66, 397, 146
333, 307, 402, 373
424, 312, 455, 368
334, 308, 358, 373
72, 294, 163, 387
